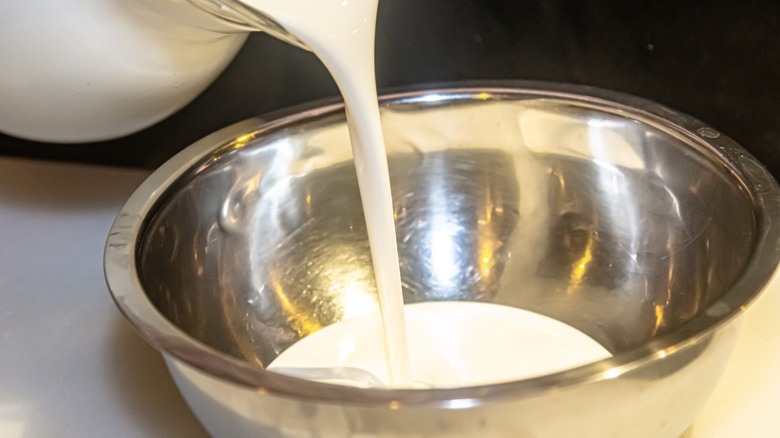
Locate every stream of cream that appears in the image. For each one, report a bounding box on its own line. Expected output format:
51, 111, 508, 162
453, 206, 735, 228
238, 0, 612, 388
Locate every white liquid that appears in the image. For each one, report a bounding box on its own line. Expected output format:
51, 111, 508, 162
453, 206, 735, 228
239, 0, 411, 386
238, 0, 613, 388
269, 301, 612, 388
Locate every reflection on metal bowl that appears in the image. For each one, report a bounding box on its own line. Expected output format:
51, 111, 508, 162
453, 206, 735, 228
105, 83, 780, 437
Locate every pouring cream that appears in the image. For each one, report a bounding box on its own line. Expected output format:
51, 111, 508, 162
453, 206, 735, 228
239, 0, 412, 386
237, 0, 612, 388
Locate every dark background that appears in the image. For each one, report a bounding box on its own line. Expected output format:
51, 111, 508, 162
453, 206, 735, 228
2, 0, 778, 176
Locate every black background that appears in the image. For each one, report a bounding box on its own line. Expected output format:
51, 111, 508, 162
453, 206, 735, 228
2, 0, 778, 176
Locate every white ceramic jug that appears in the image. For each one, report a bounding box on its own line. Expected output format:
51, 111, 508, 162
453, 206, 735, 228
0, 0, 294, 143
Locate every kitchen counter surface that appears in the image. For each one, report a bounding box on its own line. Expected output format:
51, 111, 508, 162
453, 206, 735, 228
1, 156, 778, 437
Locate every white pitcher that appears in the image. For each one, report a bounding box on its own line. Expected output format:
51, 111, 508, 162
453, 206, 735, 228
0, 0, 298, 143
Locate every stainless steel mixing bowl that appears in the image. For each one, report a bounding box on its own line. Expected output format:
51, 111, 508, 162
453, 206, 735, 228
105, 83, 780, 437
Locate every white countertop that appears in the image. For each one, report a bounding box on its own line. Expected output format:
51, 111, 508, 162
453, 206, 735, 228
1, 156, 778, 437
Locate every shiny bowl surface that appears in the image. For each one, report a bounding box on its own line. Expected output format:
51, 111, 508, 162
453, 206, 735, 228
105, 83, 780, 437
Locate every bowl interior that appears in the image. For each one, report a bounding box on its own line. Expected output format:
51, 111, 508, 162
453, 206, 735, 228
137, 95, 756, 369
